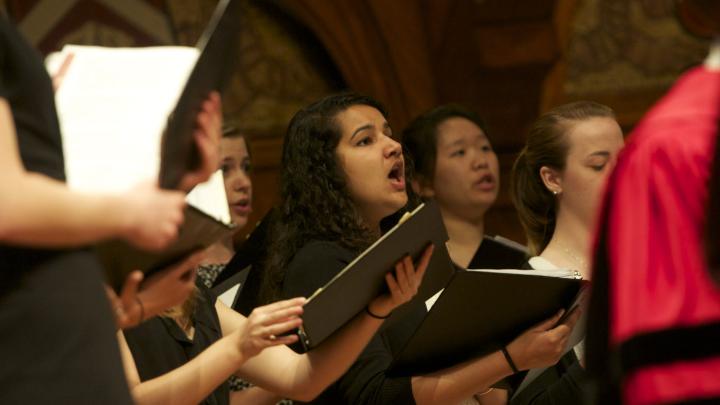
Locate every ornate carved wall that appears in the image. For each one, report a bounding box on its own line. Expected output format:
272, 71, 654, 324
546, 0, 709, 126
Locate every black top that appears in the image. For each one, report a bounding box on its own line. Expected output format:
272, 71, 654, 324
282, 241, 418, 404
509, 260, 587, 405
124, 284, 229, 405
510, 352, 586, 405
0, 17, 132, 404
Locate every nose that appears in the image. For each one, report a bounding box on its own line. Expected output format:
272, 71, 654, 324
383, 136, 402, 159
231, 169, 251, 192
471, 148, 489, 170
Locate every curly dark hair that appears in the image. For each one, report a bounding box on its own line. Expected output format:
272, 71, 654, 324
259, 93, 390, 304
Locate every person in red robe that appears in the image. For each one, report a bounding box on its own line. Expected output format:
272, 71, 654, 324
587, 63, 720, 405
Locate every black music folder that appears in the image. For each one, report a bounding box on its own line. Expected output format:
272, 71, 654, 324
296, 201, 455, 351
159, 0, 242, 189
100, 205, 235, 291
389, 269, 585, 376
469, 235, 529, 269
218, 209, 276, 316
96, 0, 241, 290
211, 265, 251, 309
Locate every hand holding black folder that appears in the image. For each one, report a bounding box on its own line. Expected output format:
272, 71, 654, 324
389, 269, 586, 377
295, 201, 455, 351
84, 0, 241, 289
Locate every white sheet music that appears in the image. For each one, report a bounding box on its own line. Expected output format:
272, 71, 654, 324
53, 45, 199, 193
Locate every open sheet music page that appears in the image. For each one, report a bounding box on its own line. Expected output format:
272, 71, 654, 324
468, 268, 581, 279
53, 45, 199, 193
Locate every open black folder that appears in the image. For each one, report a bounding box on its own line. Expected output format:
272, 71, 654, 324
295, 201, 455, 351
388, 269, 585, 377
469, 235, 529, 269
98, 0, 241, 290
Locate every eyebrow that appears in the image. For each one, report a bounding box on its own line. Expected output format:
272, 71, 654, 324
587, 151, 610, 158
444, 132, 487, 148
351, 124, 373, 141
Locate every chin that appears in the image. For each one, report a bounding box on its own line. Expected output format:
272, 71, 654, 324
471, 194, 497, 207
393, 193, 409, 209
231, 215, 249, 229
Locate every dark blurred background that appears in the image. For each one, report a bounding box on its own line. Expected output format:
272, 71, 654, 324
4, 0, 708, 243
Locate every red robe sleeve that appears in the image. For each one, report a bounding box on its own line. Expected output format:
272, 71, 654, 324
591, 66, 720, 405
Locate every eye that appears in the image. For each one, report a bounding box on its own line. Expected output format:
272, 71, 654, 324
589, 162, 607, 172
242, 160, 253, 174
481, 144, 493, 152
220, 162, 232, 173
450, 149, 466, 157
356, 136, 373, 146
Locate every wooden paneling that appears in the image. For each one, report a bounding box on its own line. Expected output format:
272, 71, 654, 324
474, 22, 558, 68
278, 0, 438, 131
274, 0, 562, 242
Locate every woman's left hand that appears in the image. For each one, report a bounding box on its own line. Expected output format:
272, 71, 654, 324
367, 244, 434, 318
105, 252, 202, 329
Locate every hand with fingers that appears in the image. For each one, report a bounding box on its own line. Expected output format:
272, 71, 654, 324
367, 244, 434, 319
105, 252, 202, 329
504, 306, 583, 372
178, 91, 223, 192
234, 297, 307, 359
120, 181, 186, 251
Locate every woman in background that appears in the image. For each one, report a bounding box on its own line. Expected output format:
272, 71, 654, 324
196, 124, 254, 287
193, 124, 287, 405
510, 101, 624, 404
403, 104, 519, 270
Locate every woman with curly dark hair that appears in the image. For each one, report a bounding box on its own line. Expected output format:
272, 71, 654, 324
262, 93, 579, 405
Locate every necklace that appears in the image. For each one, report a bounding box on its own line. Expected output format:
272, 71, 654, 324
555, 243, 588, 275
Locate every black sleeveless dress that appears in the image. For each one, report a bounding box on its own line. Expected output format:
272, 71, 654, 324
0, 17, 133, 404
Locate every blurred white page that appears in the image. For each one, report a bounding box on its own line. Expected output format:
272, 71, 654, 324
55, 45, 199, 193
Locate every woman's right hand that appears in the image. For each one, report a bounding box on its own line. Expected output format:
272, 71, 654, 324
120, 182, 186, 251
505, 307, 582, 371
234, 297, 306, 359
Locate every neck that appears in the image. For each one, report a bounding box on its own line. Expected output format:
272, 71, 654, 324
540, 208, 591, 278
705, 37, 720, 71
201, 236, 235, 265
440, 204, 485, 267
